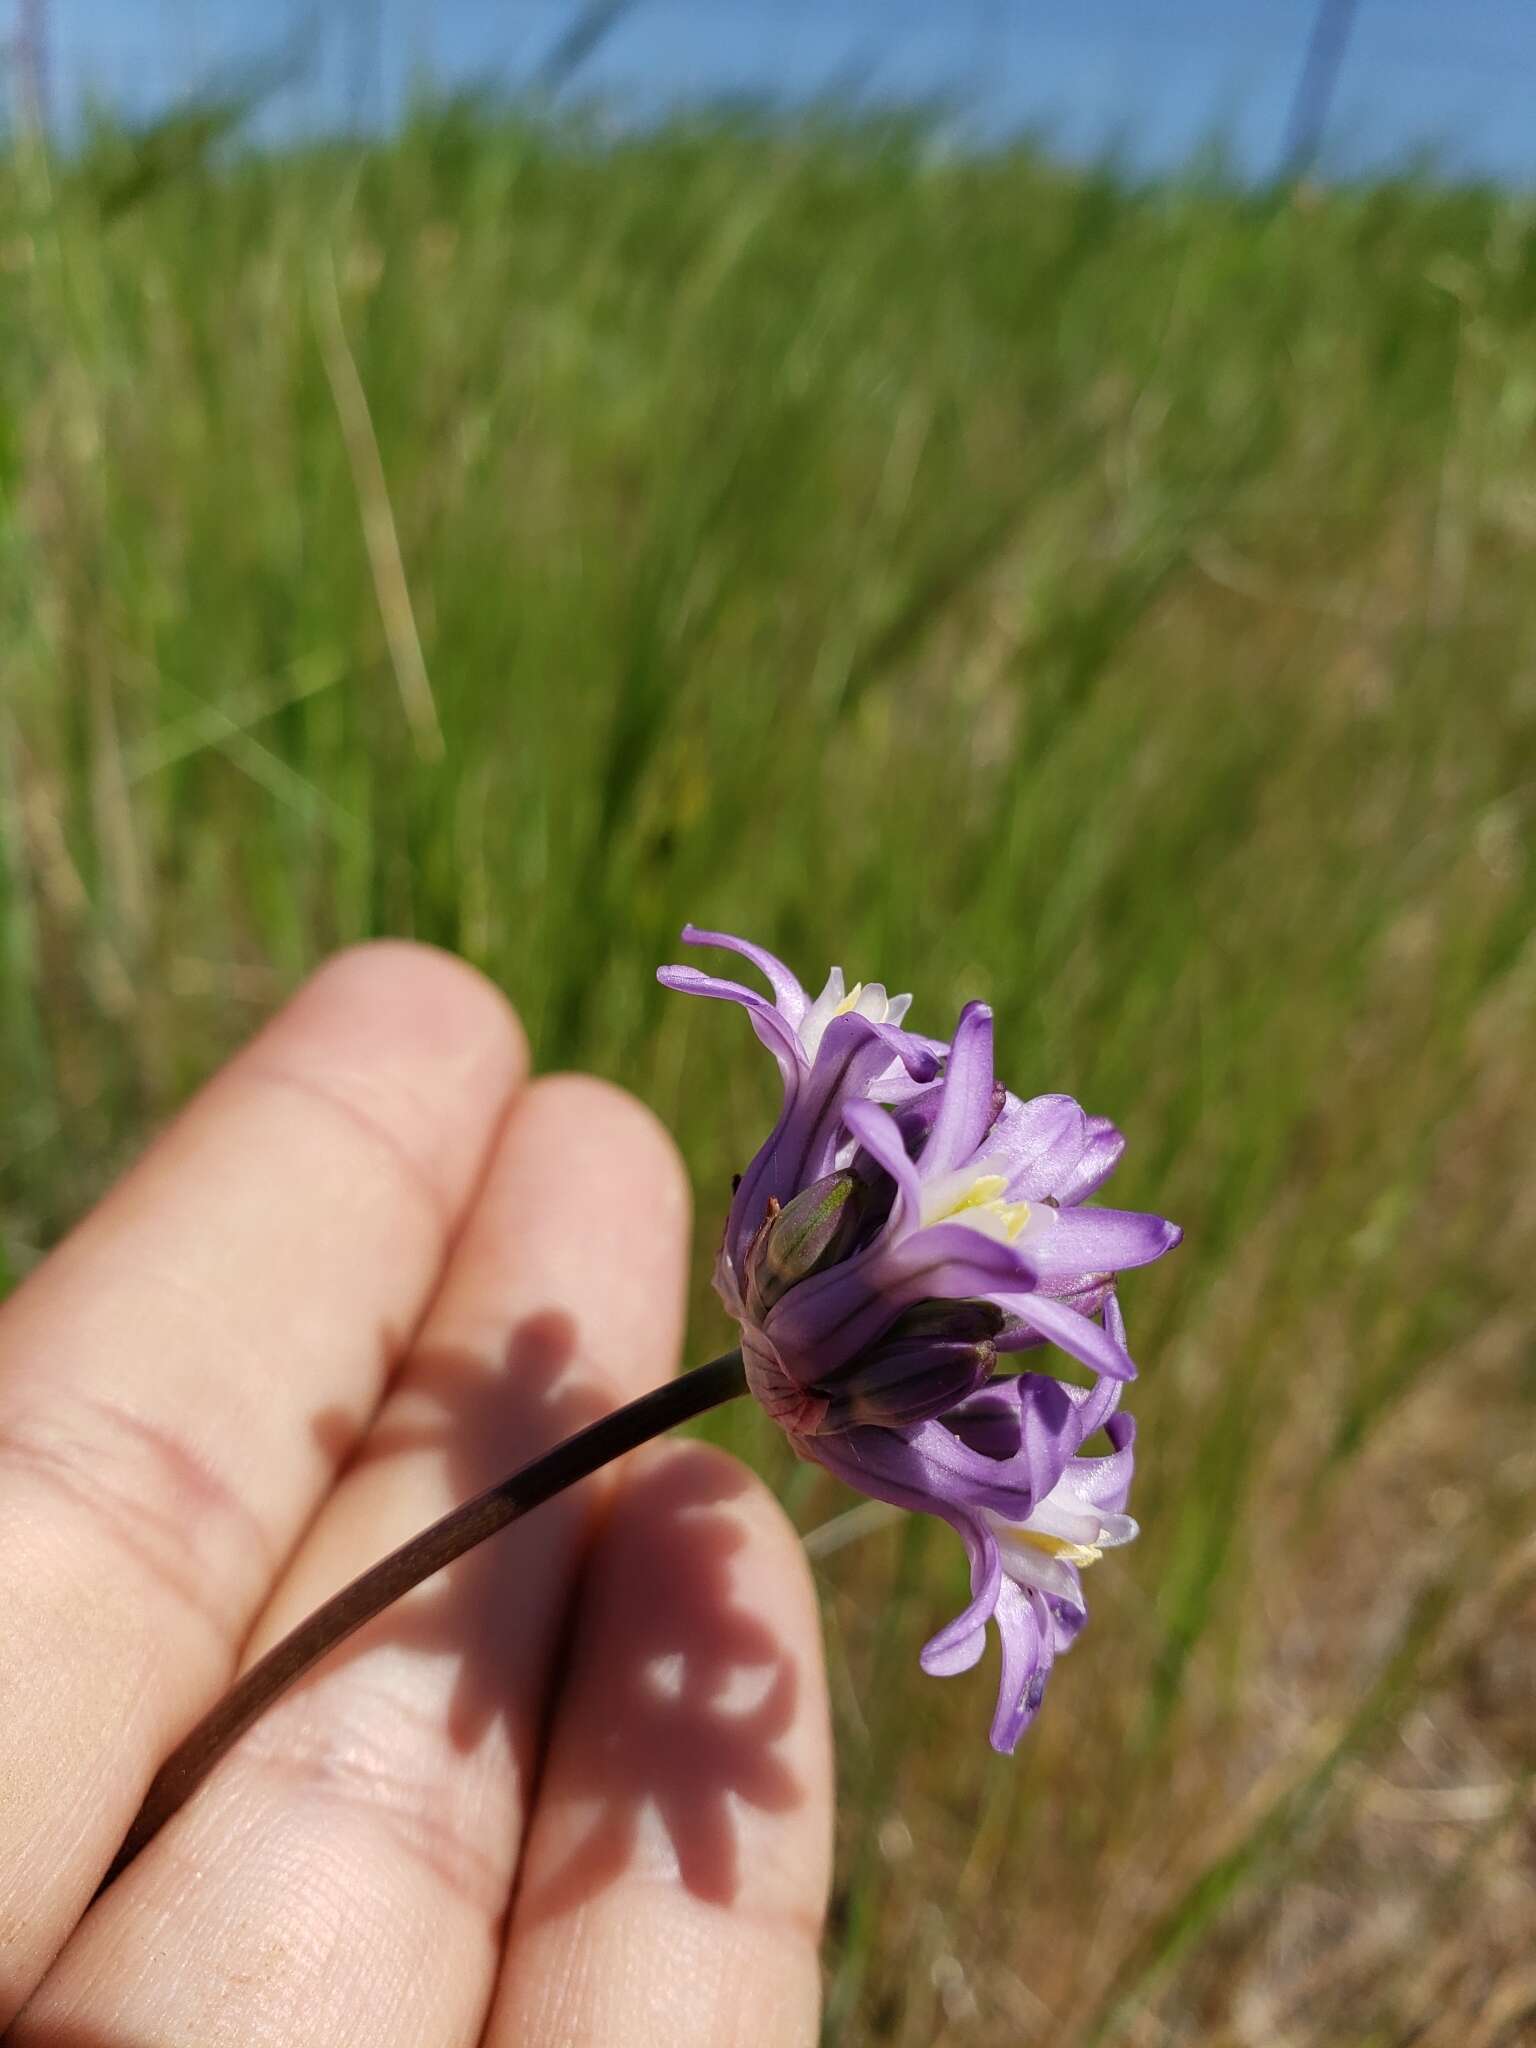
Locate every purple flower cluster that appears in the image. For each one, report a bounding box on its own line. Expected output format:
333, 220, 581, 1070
660, 926, 1180, 1751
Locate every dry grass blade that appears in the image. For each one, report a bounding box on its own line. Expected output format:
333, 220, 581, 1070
310, 241, 444, 761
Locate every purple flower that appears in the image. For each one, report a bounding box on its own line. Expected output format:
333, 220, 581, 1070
657, 925, 941, 1327
814, 1336, 1138, 1750
659, 926, 1179, 1748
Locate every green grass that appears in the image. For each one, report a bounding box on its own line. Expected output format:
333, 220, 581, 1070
3, 101, 1535, 2044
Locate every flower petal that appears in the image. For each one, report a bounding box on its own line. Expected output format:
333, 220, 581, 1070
918, 1511, 1004, 1677
816, 1407, 1037, 1519
768, 1220, 1038, 1377
1068, 1358, 1125, 1441
946, 1371, 1093, 1505
990, 1092, 1090, 1199
1055, 1410, 1136, 1515
675, 923, 810, 1024
921, 1625, 988, 1677
995, 1530, 1087, 1602
780, 1011, 937, 1195
988, 1580, 1053, 1753
1021, 1205, 1182, 1283
655, 964, 805, 1085
995, 1288, 1138, 1379
878, 1221, 1039, 1300
1053, 1115, 1126, 1204
870, 1025, 951, 1101
922, 1001, 997, 1177
840, 1096, 923, 1229
810, 1419, 971, 1517
807, 1433, 1012, 1676
863, 1019, 944, 1092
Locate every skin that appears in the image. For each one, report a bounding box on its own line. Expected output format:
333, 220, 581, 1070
0, 944, 833, 2047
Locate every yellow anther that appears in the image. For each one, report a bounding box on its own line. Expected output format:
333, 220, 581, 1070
1013, 1530, 1104, 1568
831, 980, 866, 1017
924, 1169, 1033, 1242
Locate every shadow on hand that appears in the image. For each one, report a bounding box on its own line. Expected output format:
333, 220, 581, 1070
303, 1309, 802, 1910
305, 1307, 601, 1761
18, 1317, 806, 2047
517, 1444, 803, 1922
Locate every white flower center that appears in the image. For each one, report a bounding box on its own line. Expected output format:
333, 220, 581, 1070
986, 1483, 1138, 1599
1008, 1528, 1109, 1569
798, 967, 912, 1059
920, 1165, 1060, 1247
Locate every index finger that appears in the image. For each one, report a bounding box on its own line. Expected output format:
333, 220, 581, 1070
0, 941, 525, 2023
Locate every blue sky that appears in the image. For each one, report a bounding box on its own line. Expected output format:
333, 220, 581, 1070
33, 0, 1536, 182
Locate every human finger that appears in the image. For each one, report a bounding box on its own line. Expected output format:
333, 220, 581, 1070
485, 1438, 834, 2048
0, 943, 525, 2022
15, 1076, 692, 2048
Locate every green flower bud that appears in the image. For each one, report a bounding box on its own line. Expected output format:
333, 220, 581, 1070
742, 1170, 866, 1322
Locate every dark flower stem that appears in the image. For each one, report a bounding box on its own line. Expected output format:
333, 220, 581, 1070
107, 1349, 748, 1885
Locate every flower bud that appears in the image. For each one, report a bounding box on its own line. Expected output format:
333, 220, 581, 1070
818, 1297, 1006, 1431
742, 1170, 867, 1322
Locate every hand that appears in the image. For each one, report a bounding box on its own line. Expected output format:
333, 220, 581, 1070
0, 946, 832, 2047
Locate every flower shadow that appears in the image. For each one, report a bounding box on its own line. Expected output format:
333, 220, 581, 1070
16, 1325, 806, 2044
518, 1444, 804, 1920
304, 1308, 803, 1909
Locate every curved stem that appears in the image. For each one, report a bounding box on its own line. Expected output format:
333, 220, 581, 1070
107, 1350, 748, 1883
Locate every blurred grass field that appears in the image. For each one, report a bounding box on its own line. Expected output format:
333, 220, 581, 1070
2, 99, 1534, 2045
